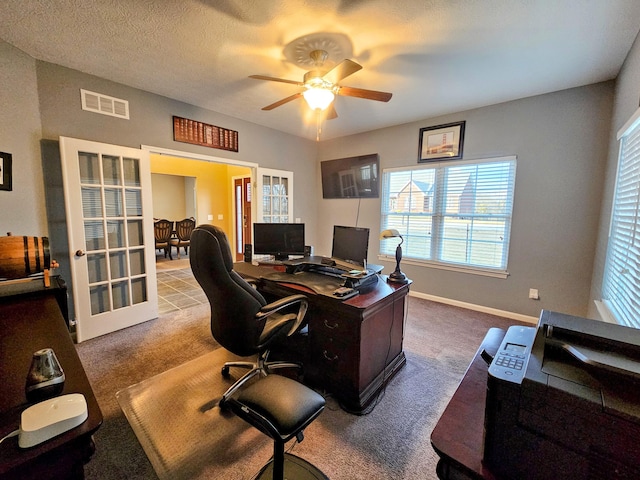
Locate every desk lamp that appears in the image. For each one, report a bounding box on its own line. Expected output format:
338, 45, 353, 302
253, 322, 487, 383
380, 229, 408, 284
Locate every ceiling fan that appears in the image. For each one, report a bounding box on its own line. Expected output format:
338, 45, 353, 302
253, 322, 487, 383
249, 49, 392, 119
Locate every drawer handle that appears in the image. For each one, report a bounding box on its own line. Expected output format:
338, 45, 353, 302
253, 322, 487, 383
323, 319, 339, 329
323, 350, 338, 361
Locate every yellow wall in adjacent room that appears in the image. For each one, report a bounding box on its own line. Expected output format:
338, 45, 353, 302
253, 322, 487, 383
149, 154, 251, 240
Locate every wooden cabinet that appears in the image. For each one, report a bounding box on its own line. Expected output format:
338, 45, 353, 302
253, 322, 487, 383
255, 269, 410, 413
431, 328, 505, 480
0, 288, 102, 479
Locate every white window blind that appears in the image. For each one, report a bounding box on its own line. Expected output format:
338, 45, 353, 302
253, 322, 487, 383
380, 156, 516, 273
602, 108, 640, 328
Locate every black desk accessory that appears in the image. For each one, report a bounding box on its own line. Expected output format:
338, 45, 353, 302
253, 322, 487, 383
25, 348, 65, 402
380, 229, 408, 284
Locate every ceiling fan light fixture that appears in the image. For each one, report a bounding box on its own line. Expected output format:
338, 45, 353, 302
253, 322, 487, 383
303, 87, 335, 111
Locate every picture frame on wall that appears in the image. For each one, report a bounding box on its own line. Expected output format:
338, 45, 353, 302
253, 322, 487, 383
0, 152, 12, 191
418, 121, 466, 163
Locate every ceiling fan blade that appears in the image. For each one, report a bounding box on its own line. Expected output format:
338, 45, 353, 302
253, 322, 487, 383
326, 103, 338, 120
249, 75, 304, 86
322, 59, 362, 84
337, 86, 393, 102
261, 93, 302, 110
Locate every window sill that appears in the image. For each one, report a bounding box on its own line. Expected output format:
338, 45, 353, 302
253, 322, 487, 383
594, 300, 620, 324
377, 255, 509, 279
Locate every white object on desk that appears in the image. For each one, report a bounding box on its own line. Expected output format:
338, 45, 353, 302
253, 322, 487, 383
19, 393, 88, 448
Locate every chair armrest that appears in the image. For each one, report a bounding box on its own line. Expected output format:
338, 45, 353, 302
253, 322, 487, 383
256, 294, 308, 336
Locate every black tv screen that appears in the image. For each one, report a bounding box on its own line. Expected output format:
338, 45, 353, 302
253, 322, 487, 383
321, 153, 379, 199
253, 223, 305, 261
332, 225, 370, 267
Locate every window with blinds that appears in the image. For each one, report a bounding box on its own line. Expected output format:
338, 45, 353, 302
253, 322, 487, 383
602, 107, 640, 328
380, 156, 516, 275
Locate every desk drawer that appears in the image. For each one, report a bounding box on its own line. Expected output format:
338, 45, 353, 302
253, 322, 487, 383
311, 309, 358, 341
310, 314, 357, 358
312, 338, 356, 388
309, 311, 359, 386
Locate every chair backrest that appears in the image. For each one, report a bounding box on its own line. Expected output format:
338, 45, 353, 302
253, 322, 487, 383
190, 224, 268, 357
154, 219, 173, 243
174, 218, 196, 241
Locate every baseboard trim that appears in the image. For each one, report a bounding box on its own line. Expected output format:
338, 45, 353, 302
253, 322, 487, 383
408, 291, 538, 324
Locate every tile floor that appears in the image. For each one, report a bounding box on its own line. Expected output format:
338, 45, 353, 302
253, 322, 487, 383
156, 254, 208, 314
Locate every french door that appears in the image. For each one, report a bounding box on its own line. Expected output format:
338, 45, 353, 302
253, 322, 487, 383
60, 137, 158, 342
256, 168, 294, 223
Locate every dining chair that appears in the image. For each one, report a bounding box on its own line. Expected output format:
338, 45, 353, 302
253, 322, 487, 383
154, 219, 174, 260
170, 217, 196, 259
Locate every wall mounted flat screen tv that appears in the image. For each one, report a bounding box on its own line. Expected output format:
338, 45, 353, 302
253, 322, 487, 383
321, 153, 379, 199
253, 223, 305, 261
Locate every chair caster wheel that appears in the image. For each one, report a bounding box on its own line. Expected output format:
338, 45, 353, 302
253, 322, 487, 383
221, 366, 230, 377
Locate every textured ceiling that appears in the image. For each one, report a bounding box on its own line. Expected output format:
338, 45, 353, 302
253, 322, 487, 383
1, 0, 640, 141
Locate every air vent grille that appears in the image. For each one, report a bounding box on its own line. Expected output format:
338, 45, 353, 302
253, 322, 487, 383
81, 89, 129, 119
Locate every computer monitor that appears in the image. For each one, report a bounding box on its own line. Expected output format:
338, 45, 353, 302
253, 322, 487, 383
253, 223, 305, 261
331, 225, 370, 268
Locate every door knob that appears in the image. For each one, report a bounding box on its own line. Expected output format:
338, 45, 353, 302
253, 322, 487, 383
75, 249, 86, 257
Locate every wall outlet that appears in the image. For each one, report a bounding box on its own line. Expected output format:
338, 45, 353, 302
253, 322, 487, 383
207, 214, 213, 221
529, 288, 540, 300
217, 214, 223, 220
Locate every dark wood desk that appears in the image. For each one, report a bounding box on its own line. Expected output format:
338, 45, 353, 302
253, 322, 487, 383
431, 328, 506, 480
0, 290, 102, 480
234, 262, 411, 414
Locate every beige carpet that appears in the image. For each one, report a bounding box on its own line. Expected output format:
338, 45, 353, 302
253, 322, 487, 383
114, 346, 459, 480
78, 296, 522, 480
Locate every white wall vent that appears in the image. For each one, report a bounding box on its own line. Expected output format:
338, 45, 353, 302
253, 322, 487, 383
80, 89, 130, 119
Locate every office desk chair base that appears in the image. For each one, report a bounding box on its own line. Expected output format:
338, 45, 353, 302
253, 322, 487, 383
255, 453, 329, 480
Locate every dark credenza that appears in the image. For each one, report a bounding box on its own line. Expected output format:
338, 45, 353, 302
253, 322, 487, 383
0, 289, 102, 480
234, 262, 411, 414
430, 328, 505, 480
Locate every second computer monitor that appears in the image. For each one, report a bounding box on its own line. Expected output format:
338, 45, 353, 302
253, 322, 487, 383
331, 225, 370, 268
253, 223, 305, 261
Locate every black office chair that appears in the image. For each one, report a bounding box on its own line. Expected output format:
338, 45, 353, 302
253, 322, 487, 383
189, 224, 309, 405
226, 374, 329, 480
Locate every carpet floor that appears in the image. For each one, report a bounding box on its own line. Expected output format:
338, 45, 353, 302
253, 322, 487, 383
76, 294, 524, 479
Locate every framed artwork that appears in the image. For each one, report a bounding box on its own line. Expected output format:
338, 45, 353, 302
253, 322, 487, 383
173, 116, 238, 152
418, 121, 465, 163
0, 152, 12, 191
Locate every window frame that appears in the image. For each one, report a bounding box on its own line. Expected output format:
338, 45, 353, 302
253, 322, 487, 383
379, 156, 517, 279
601, 106, 640, 328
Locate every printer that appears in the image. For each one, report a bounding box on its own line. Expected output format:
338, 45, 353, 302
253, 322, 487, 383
484, 310, 640, 480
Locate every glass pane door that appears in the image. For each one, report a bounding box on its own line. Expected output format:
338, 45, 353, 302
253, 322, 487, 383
79, 152, 148, 314
259, 169, 292, 223
60, 137, 157, 342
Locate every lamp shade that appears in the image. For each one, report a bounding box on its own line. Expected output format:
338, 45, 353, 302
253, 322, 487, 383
303, 87, 335, 111
380, 228, 401, 239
